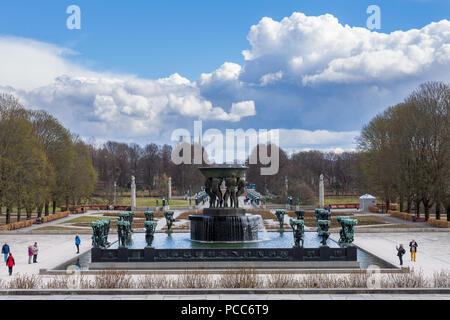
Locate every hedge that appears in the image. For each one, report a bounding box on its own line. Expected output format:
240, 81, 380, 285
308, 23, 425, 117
0, 219, 34, 231
427, 218, 450, 228
41, 211, 70, 223
388, 210, 414, 221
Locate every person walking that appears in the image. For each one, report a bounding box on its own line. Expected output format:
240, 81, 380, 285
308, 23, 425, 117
32, 242, 38, 263
28, 245, 34, 264
1, 243, 10, 262
396, 244, 406, 266
6, 253, 15, 276
409, 239, 418, 262
75, 234, 81, 254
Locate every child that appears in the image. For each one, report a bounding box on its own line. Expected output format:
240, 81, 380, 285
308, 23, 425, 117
6, 253, 15, 276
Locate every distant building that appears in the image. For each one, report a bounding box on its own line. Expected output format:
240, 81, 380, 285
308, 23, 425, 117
359, 194, 376, 212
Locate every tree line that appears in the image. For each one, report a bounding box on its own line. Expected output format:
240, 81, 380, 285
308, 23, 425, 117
358, 81, 449, 221
2, 81, 447, 221
0, 94, 96, 223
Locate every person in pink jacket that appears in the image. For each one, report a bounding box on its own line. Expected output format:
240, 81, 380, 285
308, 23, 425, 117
28, 245, 33, 264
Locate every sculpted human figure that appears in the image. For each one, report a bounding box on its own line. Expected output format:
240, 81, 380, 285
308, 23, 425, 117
205, 177, 223, 208
144, 221, 158, 247
290, 218, 305, 247
224, 177, 237, 208
235, 178, 246, 208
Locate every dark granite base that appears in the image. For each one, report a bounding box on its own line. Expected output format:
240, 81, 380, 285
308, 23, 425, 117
91, 246, 358, 264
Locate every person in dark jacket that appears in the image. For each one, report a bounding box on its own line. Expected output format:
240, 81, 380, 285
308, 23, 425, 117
1, 243, 10, 262
409, 239, 418, 262
6, 253, 15, 276
32, 242, 38, 263
75, 235, 81, 254
396, 244, 406, 266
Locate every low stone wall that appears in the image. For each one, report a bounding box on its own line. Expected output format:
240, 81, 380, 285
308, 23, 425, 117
0, 219, 34, 231
427, 218, 450, 228
91, 246, 358, 264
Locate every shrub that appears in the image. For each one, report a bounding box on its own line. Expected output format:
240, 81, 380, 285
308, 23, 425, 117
45, 276, 70, 289
432, 270, 450, 288
175, 272, 215, 288
389, 210, 414, 221
137, 274, 173, 289
8, 274, 42, 289
381, 269, 428, 288
93, 270, 135, 289
266, 273, 298, 288
0, 220, 34, 231
218, 269, 263, 288
41, 211, 70, 223
427, 218, 450, 228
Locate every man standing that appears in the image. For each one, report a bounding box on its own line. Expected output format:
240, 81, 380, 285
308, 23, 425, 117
75, 234, 81, 254
396, 244, 406, 266
1, 243, 10, 262
6, 253, 15, 276
32, 242, 39, 263
409, 239, 418, 262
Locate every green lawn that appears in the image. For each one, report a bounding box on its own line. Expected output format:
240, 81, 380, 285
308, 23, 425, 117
89, 197, 189, 207
63, 216, 116, 224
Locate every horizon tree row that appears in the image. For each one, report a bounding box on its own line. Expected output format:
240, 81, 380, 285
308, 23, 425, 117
0, 94, 96, 224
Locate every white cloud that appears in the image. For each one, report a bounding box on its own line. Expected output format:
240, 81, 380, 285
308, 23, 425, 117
1, 12, 449, 152
272, 129, 360, 149
229, 101, 256, 121
0, 36, 103, 91
241, 13, 450, 85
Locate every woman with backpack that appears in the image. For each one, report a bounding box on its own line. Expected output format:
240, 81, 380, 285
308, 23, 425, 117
396, 244, 406, 266
6, 253, 15, 276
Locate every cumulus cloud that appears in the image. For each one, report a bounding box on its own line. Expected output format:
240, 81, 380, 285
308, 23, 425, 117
0, 37, 257, 141
241, 13, 450, 85
1, 12, 449, 151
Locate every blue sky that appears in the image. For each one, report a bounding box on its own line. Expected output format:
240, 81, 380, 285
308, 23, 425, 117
0, 0, 449, 155
1, 0, 449, 80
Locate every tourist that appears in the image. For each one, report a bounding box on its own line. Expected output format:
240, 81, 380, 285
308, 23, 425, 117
75, 234, 81, 254
327, 204, 332, 213
409, 239, 418, 262
6, 253, 15, 276
396, 244, 406, 266
32, 242, 39, 263
28, 245, 34, 264
1, 243, 10, 262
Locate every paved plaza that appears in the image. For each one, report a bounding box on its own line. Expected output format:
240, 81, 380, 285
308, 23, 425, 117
0, 234, 91, 281
351, 232, 450, 276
